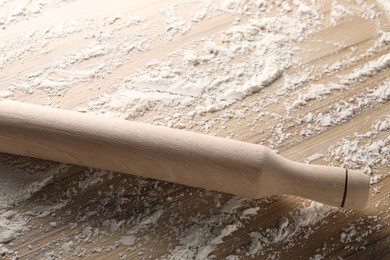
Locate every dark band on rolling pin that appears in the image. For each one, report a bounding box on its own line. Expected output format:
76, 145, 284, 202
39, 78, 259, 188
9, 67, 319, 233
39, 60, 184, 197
341, 168, 348, 208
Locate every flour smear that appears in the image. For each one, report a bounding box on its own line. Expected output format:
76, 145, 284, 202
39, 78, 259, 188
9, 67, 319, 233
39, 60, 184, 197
0, 0, 389, 259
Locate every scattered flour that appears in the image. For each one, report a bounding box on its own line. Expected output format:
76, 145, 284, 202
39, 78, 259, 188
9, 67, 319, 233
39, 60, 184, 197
0, 0, 389, 259
288, 53, 390, 115
191, 3, 211, 23
289, 84, 330, 111
370, 79, 390, 101
248, 202, 336, 257
328, 115, 390, 175
219, 0, 251, 14
0, 89, 13, 99
339, 218, 382, 251
166, 208, 243, 259
162, 5, 192, 40
340, 53, 390, 86
89, 11, 311, 120
295, 77, 390, 142
2, 15, 149, 98
330, 2, 353, 25
378, 0, 390, 17
117, 235, 136, 246
221, 196, 251, 213
305, 153, 324, 164
0, 0, 47, 28
0, 155, 68, 250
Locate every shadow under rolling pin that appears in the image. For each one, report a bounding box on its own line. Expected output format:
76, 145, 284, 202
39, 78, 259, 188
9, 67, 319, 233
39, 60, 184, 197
0, 100, 369, 209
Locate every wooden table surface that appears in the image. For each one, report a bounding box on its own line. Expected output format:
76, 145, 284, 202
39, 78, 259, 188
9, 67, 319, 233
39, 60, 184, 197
0, 0, 389, 259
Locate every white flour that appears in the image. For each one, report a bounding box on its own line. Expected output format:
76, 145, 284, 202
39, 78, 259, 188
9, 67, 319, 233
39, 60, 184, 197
248, 202, 335, 257
0, 0, 389, 259
329, 114, 390, 175
2, 13, 149, 99
296, 78, 390, 141
0, 155, 67, 256
89, 13, 309, 122
378, 0, 390, 17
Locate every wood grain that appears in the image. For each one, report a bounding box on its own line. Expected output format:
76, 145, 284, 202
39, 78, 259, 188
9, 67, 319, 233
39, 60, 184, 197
0, 0, 389, 259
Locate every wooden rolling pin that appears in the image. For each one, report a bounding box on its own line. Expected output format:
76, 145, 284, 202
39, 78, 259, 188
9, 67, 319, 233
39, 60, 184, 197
0, 100, 369, 209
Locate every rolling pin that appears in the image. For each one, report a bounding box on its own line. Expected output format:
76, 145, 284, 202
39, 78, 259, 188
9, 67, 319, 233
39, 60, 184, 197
0, 100, 369, 209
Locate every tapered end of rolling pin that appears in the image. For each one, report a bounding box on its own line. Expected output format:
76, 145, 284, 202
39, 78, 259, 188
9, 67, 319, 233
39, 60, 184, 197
264, 151, 370, 209
342, 169, 370, 209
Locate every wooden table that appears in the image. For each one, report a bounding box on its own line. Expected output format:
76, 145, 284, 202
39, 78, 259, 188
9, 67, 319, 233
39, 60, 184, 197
0, 0, 389, 259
